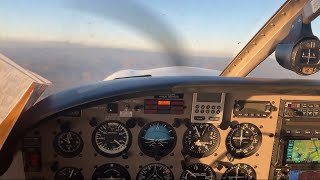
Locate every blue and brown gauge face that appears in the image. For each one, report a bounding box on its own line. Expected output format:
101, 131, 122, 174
92, 121, 132, 157
138, 121, 177, 157
54, 167, 83, 180
137, 163, 174, 180
180, 163, 216, 180
92, 163, 130, 180
53, 131, 83, 158
226, 123, 262, 158
222, 163, 256, 180
183, 123, 220, 157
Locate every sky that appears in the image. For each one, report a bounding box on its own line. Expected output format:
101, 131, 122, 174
0, 0, 288, 57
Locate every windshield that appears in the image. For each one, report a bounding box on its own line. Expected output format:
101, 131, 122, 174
1, 0, 314, 95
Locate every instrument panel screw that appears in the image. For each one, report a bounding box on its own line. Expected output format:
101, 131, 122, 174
94, 153, 98, 157
270, 116, 273, 119
139, 152, 144, 156
169, 165, 173, 169
94, 165, 98, 169
256, 153, 259, 157
125, 165, 129, 168
269, 133, 275, 138
79, 154, 82, 157
78, 131, 82, 135
170, 153, 174, 156
259, 125, 263, 129
52, 131, 57, 135
254, 165, 257, 168
214, 153, 218, 156
139, 165, 143, 168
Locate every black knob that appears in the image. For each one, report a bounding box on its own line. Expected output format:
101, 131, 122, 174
219, 121, 229, 130
121, 152, 129, 159
181, 160, 188, 170
234, 103, 242, 111
89, 117, 98, 127
172, 118, 181, 128
126, 118, 137, 128
184, 155, 191, 162
212, 161, 224, 171
183, 118, 191, 128
226, 153, 234, 162
137, 119, 145, 127
50, 161, 59, 172
155, 155, 161, 161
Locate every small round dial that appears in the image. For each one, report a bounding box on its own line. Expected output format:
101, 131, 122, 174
92, 121, 132, 157
137, 163, 174, 180
226, 123, 262, 158
54, 167, 83, 180
53, 131, 83, 158
183, 123, 220, 157
138, 121, 177, 157
291, 38, 320, 75
92, 163, 130, 180
180, 163, 216, 180
221, 163, 256, 180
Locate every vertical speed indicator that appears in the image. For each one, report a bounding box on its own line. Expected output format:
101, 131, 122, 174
92, 121, 132, 157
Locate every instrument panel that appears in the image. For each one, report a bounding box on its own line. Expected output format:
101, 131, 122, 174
21, 91, 320, 180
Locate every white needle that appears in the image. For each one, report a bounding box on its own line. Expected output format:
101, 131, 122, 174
186, 170, 196, 177
114, 139, 122, 146
201, 126, 207, 136
195, 127, 201, 137
69, 170, 74, 178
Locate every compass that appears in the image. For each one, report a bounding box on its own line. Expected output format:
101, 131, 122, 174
225, 123, 262, 158
221, 163, 256, 180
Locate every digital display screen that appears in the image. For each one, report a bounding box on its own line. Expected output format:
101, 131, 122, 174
286, 140, 320, 164
289, 170, 320, 180
197, 93, 222, 102
243, 103, 266, 111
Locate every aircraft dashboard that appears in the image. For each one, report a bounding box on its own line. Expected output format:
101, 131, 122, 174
13, 76, 320, 180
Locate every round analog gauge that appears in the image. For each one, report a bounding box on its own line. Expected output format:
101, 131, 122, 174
225, 123, 262, 158
92, 120, 132, 157
53, 131, 83, 158
183, 123, 220, 157
92, 163, 130, 180
138, 121, 177, 157
137, 163, 174, 180
54, 167, 83, 180
180, 163, 216, 180
221, 163, 256, 180
291, 38, 320, 75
